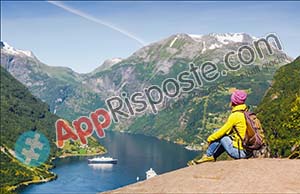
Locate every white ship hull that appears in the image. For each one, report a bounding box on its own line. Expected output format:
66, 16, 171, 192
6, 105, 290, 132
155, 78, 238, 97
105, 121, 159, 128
88, 157, 117, 164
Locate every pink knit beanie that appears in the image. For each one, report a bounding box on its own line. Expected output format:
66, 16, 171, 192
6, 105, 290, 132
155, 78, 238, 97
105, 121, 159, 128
231, 90, 247, 105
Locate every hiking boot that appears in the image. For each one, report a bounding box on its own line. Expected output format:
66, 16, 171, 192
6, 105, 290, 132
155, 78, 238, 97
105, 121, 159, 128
187, 154, 202, 166
194, 154, 215, 164
187, 154, 215, 166
187, 160, 196, 166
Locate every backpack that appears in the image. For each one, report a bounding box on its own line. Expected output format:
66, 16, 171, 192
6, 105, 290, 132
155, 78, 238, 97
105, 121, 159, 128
234, 110, 265, 151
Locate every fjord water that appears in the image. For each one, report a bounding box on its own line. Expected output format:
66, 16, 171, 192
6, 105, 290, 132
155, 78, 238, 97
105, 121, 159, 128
21, 131, 200, 194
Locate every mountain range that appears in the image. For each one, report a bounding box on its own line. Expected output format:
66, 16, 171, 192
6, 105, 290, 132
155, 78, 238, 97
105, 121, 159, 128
0, 32, 292, 147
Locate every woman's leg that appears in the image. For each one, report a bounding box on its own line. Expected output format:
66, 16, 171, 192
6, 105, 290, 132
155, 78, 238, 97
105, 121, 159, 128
206, 128, 226, 158
219, 136, 246, 159
206, 141, 225, 158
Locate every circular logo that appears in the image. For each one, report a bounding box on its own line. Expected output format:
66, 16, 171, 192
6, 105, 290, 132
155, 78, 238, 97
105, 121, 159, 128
15, 131, 50, 167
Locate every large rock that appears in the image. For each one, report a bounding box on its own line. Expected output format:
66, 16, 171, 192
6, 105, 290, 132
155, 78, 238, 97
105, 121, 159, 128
103, 159, 300, 194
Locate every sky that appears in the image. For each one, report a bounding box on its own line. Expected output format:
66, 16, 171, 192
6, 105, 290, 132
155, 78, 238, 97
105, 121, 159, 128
1, 1, 300, 73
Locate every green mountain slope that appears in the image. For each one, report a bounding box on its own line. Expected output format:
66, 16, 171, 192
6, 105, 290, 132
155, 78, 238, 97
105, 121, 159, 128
0, 66, 59, 154
257, 57, 300, 157
0, 66, 59, 192
0, 67, 106, 193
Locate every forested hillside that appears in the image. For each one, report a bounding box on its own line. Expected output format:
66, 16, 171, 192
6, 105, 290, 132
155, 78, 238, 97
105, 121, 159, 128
0, 67, 106, 193
257, 57, 300, 157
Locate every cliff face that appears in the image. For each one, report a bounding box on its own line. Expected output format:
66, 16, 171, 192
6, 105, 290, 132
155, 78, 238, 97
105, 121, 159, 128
102, 159, 300, 194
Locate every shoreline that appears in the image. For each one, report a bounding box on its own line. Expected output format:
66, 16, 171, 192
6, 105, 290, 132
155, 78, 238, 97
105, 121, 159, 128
112, 129, 203, 151
13, 174, 57, 193
12, 151, 106, 193
58, 150, 107, 158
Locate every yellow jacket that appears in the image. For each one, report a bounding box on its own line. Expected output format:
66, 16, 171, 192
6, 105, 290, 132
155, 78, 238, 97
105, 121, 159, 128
207, 104, 247, 150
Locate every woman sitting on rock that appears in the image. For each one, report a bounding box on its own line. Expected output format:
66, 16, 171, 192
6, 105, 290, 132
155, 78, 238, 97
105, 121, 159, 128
188, 90, 250, 165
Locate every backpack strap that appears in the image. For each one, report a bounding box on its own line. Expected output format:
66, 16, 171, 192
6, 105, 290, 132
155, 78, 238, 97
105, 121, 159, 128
233, 126, 244, 145
232, 108, 248, 145
238, 138, 241, 159
233, 125, 245, 158
233, 126, 244, 142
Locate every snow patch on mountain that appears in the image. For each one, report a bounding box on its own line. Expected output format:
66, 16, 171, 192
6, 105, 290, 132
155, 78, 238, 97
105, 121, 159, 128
188, 34, 203, 42
109, 58, 122, 64
214, 33, 244, 44
91, 58, 123, 74
201, 42, 207, 53
1, 41, 36, 58
188, 33, 257, 45
169, 36, 179, 47
208, 43, 223, 50
188, 33, 258, 53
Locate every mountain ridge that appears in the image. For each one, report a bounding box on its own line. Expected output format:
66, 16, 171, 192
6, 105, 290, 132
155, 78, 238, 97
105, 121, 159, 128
0, 32, 292, 149
0, 32, 291, 75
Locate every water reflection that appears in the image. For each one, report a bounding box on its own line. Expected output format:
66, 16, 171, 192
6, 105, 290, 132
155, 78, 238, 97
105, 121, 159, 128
88, 163, 114, 170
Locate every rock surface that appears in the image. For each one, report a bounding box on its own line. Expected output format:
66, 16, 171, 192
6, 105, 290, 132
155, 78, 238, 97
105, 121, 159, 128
103, 159, 300, 194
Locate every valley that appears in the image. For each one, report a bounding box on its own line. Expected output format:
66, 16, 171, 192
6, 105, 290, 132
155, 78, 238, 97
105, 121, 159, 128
1, 32, 299, 194
0, 33, 291, 149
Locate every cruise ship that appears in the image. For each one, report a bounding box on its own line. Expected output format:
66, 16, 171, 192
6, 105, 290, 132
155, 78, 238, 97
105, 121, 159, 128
88, 156, 117, 164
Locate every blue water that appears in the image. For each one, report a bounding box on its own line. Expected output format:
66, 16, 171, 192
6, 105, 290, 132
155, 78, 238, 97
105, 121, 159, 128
20, 131, 200, 194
